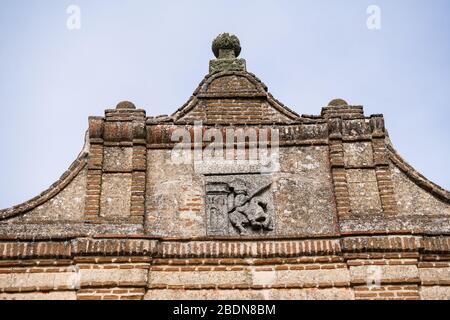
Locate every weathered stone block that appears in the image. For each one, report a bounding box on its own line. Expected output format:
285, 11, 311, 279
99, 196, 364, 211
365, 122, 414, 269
419, 267, 450, 283
274, 146, 337, 236
103, 147, 133, 172
347, 169, 382, 214
0, 291, 77, 300
420, 286, 450, 300
0, 271, 78, 290
144, 288, 353, 300
100, 173, 132, 219
273, 268, 350, 286
343, 142, 373, 167
350, 265, 419, 284
79, 267, 147, 287
148, 270, 252, 286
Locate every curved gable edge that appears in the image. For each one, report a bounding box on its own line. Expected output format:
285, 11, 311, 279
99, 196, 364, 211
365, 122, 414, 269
0, 133, 89, 221
172, 71, 300, 123
387, 139, 450, 205
267, 92, 300, 121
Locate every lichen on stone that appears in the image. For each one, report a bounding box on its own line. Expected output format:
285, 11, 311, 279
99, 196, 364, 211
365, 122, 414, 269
212, 33, 242, 59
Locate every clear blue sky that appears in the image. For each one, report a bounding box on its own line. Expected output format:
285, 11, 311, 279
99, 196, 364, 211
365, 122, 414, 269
0, 0, 449, 208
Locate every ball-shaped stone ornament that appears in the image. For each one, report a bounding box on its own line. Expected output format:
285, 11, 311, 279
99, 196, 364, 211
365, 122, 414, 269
212, 33, 242, 58
328, 99, 349, 107
116, 101, 136, 109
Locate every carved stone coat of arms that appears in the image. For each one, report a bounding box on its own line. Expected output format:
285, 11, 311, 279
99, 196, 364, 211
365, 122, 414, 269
205, 175, 275, 236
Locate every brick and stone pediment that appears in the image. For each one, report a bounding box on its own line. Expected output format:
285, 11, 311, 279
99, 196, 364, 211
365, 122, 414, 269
172, 71, 299, 125
0, 33, 449, 300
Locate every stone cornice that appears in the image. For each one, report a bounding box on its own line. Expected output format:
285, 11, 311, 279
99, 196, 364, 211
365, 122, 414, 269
0, 235, 449, 260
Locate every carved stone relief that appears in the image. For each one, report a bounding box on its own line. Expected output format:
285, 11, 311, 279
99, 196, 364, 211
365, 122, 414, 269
205, 175, 275, 236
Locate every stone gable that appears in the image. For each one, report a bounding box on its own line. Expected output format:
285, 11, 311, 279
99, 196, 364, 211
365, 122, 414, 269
0, 33, 449, 300
172, 71, 299, 125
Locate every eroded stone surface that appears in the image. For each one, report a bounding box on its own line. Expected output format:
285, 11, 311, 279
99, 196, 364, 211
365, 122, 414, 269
274, 146, 337, 236
145, 150, 205, 237
7, 169, 87, 223
103, 147, 133, 172
100, 173, 132, 219
391, 164, 450, 216
343, 142, 373, 167
347, 169, 382, 215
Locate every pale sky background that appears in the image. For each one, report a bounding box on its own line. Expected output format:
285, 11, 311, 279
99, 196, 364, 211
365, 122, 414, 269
0, 0, 449, 208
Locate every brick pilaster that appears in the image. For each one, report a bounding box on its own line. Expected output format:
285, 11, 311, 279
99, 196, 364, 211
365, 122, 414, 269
375, 164, 397, 215
84, 169, 102, 220
328, 117, 351, 219
371, 116, 397, 215
84, 118, 104, 221
131, 144, 147, 221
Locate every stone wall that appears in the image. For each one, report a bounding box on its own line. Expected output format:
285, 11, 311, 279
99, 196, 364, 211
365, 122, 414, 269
0, 236, 449, 300
144, 146, 337, 238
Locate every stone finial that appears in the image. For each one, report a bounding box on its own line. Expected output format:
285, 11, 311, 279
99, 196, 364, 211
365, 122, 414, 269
116, 101, 136, 110
322, 99, 365, 119
328, 99, 348, 107
209, 33, 246, 73
212, 33, 242, 59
